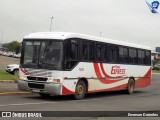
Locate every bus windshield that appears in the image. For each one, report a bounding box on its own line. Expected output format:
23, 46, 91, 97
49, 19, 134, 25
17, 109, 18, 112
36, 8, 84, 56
22, 40, 63, 70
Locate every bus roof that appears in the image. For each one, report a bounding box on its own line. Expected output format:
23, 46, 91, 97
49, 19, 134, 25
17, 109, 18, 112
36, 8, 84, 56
24, 32, 151, 50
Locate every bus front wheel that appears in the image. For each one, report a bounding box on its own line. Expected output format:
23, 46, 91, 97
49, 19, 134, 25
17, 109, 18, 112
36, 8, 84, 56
74, 80, 86, 100
127, 78, 135, 94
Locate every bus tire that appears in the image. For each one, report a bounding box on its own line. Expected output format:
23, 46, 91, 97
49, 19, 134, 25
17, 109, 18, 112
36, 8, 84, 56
39, 93, 50, 98
74, 80, 86, 100
127, 78, 135, 94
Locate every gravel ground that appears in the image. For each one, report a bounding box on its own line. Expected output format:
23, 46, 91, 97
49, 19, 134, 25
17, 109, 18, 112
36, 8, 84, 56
0, 55, 20, 70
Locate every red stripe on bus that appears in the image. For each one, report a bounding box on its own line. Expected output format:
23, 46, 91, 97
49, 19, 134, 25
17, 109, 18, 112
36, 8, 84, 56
93, 63, 122, 84
19, 68, 29, 75
99, 63, 126, 81
89, 67, 151, 93
135, 67, 151, 88
62, 85, 74, 95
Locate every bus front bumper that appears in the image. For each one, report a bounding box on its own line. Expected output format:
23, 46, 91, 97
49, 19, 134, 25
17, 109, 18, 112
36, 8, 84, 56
18, 80, 62, 95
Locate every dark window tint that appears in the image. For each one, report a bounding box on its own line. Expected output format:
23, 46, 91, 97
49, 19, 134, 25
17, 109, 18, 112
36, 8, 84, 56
129, 48, 137, 64
104, 45, 108, 61
142, 51, 145, 64
96, 43, 105, 61
96, 44, 102, 61
82, 42, 89, 60
119, 47, 128, 63
145, 51, 151, 65
70, 40, 79, 60
108, 44, 118, 63
138, 50, 145, 64
65, 39, 79, 70
89, 42, 94, 61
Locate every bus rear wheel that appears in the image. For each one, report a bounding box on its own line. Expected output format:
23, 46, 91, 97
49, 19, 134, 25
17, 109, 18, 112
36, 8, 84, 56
127, 78, 135, 94
74, 80, 86, 100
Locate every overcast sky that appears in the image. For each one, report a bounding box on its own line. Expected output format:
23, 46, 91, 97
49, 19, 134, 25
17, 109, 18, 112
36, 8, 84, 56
0, 0, 160, 50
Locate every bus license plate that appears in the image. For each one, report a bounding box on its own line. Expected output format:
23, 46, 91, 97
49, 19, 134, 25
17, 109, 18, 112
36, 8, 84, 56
32, 89, 40, 92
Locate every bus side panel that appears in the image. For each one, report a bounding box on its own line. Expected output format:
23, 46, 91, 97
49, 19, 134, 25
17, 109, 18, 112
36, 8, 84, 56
61, 79, 77, 95
62, 62, 151, 95
92, 63, 151, 90
135, 67, 151, 88
62, 62, 96, 95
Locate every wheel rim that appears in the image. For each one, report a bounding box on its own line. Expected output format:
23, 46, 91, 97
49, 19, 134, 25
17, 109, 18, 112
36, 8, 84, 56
76, 84, 84, 96
129, 81, 134, 93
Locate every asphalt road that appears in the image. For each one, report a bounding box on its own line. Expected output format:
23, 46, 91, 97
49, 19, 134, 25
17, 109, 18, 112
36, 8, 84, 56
0, 74, 159, 120
0, 55, 19, 70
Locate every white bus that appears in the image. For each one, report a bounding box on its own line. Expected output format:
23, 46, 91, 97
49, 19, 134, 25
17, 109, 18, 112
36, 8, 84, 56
18, 32, 151, 99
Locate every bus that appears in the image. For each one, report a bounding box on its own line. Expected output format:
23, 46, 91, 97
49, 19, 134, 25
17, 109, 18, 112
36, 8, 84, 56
18, 32, 151, 99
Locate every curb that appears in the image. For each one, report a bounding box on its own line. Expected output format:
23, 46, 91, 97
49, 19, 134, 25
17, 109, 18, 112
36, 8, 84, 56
152, 73, 160, 74
0, 92, 32, 95
0, 80, 17, 83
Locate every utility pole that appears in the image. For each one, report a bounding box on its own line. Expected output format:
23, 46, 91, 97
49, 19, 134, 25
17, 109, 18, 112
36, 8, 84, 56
100, 32, 102, 37
49, 17, 54, 32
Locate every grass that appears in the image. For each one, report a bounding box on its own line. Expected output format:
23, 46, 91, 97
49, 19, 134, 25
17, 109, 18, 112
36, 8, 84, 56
0, 70, 18, 80
152, 70, 160, 73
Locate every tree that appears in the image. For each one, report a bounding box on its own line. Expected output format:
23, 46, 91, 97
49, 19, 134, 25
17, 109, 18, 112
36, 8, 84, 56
152, 59, 160, 67
2, 41, 20, 53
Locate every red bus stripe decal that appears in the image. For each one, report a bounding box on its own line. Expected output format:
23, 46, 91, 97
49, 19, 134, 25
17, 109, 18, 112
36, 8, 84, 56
20, 68, 29, 75
93, 63, 123, 84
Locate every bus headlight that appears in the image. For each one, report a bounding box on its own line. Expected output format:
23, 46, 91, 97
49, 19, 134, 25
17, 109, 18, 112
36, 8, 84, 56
47, 78, 61, 83
19, 76, 27, 80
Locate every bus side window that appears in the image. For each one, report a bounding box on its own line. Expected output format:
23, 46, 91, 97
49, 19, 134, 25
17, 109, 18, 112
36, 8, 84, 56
145, 51, 151, 65
82, 41, 89, 61
141, 50, 145, 65
104, 44, 108, 62
95, 43, 105, 62
134, 49, 138, 64
108, 45, 113, 62
119, 46, 128, 64
96, 44, 102, 61
129, 48, 137, 64
129, 48, 134, 64
89, 42, 94, 61
64, 39, 79, 70
70, 43, 78, 60
119, 47, 124, 63
138, 50, 142, 64
65, 43, 70, 60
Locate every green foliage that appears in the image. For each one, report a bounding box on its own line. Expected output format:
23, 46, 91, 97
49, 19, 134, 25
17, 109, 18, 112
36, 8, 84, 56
152, 59, 160, 67
152, 70, 160, 73
0, 70, 18, 80
2, 41, 20, 53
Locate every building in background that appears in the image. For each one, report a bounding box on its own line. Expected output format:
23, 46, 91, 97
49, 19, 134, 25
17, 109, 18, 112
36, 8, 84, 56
152, 51, 160, 60
152, 47, 160, 60
156, 47, 160, 53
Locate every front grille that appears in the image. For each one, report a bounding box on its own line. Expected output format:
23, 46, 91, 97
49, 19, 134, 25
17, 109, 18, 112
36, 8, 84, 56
28, 83, 44, 89
27, 76, 48, 82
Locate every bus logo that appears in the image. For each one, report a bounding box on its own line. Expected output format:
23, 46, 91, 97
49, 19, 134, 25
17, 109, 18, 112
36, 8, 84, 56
111, 65, 126, 74
79, 68, 84, 71
146, 0, 160, 13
